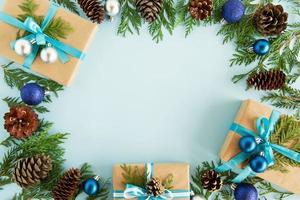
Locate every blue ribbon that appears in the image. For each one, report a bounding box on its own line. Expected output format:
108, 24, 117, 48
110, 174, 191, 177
113, 163, 191, 199
0, 3, 85, 68
215, 111, 300, 183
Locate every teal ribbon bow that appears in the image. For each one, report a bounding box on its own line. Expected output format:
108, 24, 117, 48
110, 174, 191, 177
0, 3, 84, 68
113, 163, 191, 199
215, 111, 300, 183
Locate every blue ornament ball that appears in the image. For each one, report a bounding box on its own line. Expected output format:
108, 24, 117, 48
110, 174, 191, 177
250, 155, 268, 173
83, 178, 100, 196
239, 136, 257, 153
20, 83, 45, 105
234, 183, 258, 200
222, 0, 245, 23
253, 39, 270, 56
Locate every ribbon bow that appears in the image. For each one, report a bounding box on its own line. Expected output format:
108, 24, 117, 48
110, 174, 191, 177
0, 3, 84, 68
215, 111, 300, 183
113, 163, 191, 199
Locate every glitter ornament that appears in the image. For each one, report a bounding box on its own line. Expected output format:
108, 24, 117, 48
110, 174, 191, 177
222, 0, 245, 23
40, 46, 58, 64
83, 176, 101, 196
20, 83, 45, 106
234, 183, 258, 200
14, 39, 32, 56
105, 0, 120, 21
253, 39, 270, 56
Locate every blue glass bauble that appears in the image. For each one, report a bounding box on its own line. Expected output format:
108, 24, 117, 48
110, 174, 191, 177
222, 0, 245, 23
20, 83, 45, 105
234, 183, 258, 200
250, 155, 268, 173
239, 136, 257, 153
83, 178, 100, 196
253, 39, 270, 56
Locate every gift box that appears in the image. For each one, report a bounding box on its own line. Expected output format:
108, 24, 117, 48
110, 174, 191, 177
0, 0, 97, 86
219, 99, 300, 195
113, 163, 190, 199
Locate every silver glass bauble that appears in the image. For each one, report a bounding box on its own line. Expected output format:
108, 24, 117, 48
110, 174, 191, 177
14, 39, 33, 56
40, 47, 58, 64
105, 0, 120, 21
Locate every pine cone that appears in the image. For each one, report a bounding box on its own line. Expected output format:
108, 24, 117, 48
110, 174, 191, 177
136, 0, 163, 23
201, 170, 222, 192
253, 4, 288, 36
78, 0, 105, 24
247, 70, 286, 91
189, 0, 212, 20
53, 168, 81, 200
146, 177, 165, 196
4, 106, 39, 139
13, 154, 52, 188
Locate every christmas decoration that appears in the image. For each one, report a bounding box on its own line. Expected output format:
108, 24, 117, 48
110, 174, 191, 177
146, 177, 165, 196
0, 0, 97, 86
188, 0, 212, 20
78, 0, 105, 24
20, 83, 45, 106
12, 154, 52, 188
239, 136, 257, 153
249, 155, 268, 173
14, 39, 33, 56
253, 4, 288, 36
4, 105, 39, 139
40, 46, 58, 64
253, 39, 270, 56
222, 0, 245, 23
113, 163, 189, 199
53, 168, 81, 200
105, 0, 120, 21
247, 70, 286, 91
234, 183, 258, 200
83, 176, 101, 196
136, 0, 163, 23
201, 169, 222, 192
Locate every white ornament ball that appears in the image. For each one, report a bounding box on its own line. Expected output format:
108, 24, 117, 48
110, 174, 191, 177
105, 0, 120, 18
192, 195, 205, 200
40, 47, 58, 64
14, 39, 32, 56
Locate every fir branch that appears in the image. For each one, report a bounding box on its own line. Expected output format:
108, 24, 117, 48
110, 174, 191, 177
258, 182, 293, 199
262, 86, 300, 110
162, 174, 174, 190
2, 63, 64, 101
270, 115, 300, 171
117, 0, 142, 36
53, 0, 80, 14
3, 97, 50, 114
120, 164, 147, 188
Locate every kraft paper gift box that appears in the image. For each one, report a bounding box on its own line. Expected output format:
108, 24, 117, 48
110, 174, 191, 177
0, 0, 97, 86
113, 163, 190, 199
219, 99, 300, 195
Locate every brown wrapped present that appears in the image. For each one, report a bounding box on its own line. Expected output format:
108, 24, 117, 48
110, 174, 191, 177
0, 0, 97, 86
113, 163, 190, 199
219, 99, 300, 195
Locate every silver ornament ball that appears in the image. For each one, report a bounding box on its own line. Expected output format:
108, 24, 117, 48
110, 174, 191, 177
105, 0, 120, 20
40, 47, 58, 64
14, 39, 32, 56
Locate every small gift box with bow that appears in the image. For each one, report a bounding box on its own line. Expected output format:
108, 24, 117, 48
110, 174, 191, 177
0, 0, 97, 86
218, 99, 300, 195
113, 163, 191, 199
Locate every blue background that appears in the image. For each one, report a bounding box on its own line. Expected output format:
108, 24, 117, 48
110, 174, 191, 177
0, 1, 299, 199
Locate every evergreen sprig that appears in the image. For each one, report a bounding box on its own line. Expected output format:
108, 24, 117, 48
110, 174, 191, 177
191, 160, 294, 200
270, 115, 300, 172
120, 164, 147, 188
2, 62, 64, 102
3, 97, 50, 113
53, 0, 80, 14
18, 0, 74, 40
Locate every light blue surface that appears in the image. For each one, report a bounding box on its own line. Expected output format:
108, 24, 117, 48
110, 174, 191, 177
0, 1, 299, 200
